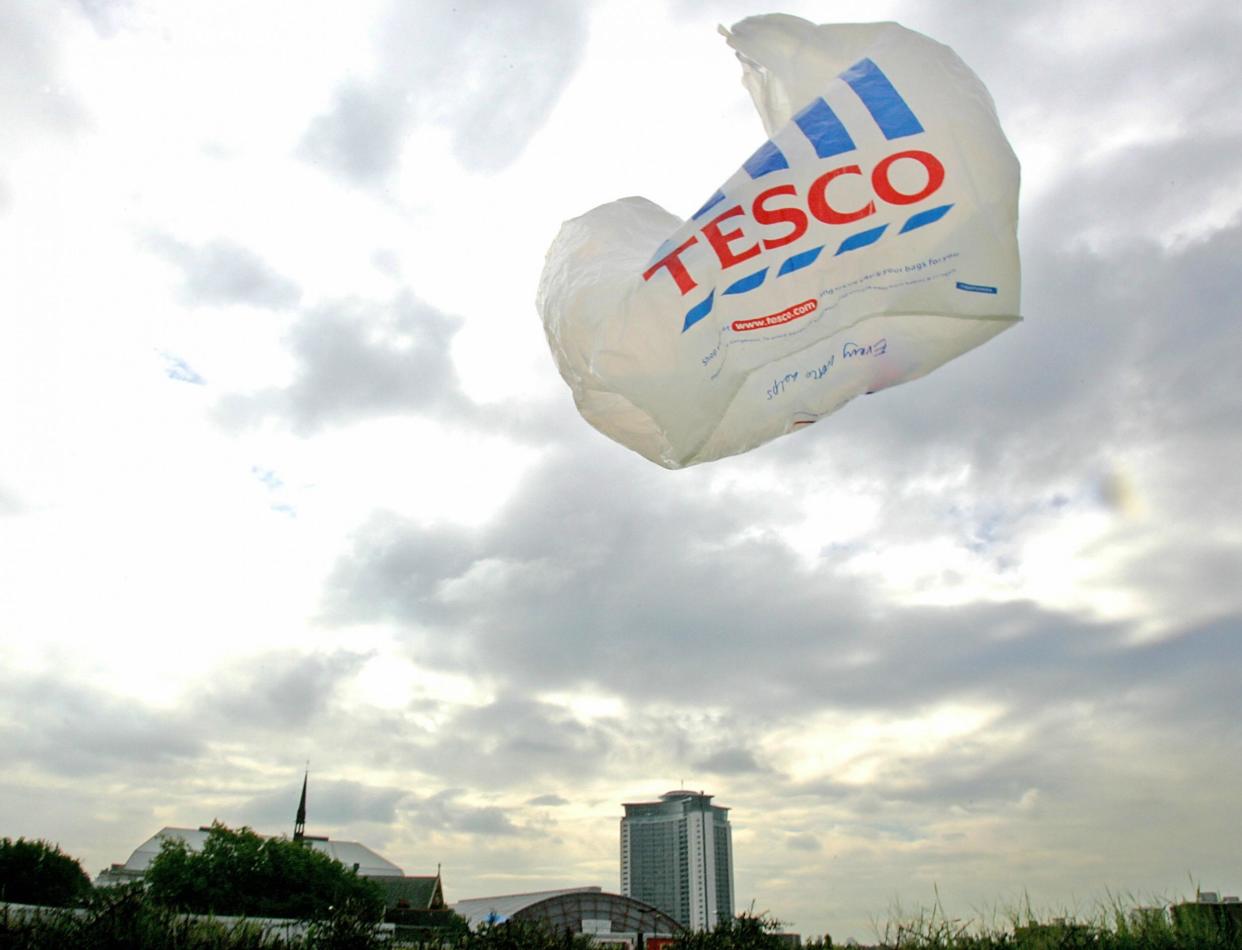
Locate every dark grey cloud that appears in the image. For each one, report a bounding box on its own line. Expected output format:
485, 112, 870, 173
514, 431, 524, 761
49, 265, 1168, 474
694, 748, 771, 776
319, 433, 1242, 831
787, 833, 821, 852
526, 794, 569, 807
218, 292, 470, 433
299, 0, 588, 184
1022, 131, 1242, 254
454, 808, 523, 837
1, 675, 203, 777
404, 789, 528, 838
0, 653, 427, 817
241, 778, 407, 830
195, 650, 370, 732
147, 234, 301, 310
793, 730, 1071, 816
755, 619, 1242, 840
416, 697, 617, 787
0, 653, 388, 786
323, 426, 1176, 717
260, 690, 752, 799
300, 82, 408, 187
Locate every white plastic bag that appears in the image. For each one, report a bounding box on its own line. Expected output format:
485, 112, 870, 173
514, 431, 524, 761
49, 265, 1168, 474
537, 14, 1020, 469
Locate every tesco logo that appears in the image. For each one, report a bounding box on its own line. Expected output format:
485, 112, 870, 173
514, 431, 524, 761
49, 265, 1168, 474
643, 148, 946, 297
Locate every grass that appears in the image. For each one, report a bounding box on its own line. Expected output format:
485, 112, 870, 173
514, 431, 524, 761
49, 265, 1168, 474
3, 890, 1240, 949
851, 889, 1242, 949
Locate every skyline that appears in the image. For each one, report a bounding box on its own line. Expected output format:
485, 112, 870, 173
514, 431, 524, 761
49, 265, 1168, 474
3, 0, 1242, 943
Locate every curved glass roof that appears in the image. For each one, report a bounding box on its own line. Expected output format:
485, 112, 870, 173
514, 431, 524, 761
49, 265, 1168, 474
454, 887, 683, 935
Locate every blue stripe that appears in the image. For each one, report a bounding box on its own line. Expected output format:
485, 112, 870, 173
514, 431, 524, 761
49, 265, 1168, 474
723, 268, 768, 295
744, 140, 789, 179
899, 203, 954, 233
693, 191, 727, 220
793, 98, 856, 159
682, 291, 715, 332
840, 58, 923, 139
777, 245, 824, 276
835, 224, 888, 255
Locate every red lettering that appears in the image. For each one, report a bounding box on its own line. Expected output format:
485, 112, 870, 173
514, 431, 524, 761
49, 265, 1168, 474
702, 205, 761, 269
808, 165, 875, 225
872, 150, 945, 205
643, 149, 948, 304
642, 235, 700, 295
752, 185, 809, 250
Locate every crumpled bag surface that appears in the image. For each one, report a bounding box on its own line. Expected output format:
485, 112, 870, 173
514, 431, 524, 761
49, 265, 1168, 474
537, 14, 1021, 469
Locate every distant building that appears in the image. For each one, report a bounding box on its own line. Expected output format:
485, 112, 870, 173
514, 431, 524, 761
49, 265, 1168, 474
95, 774, 447, 927
1171, 891, 1242, 937
453, 886, 682, 947
620, 790, 734, 931
94, 825, 405, 886
376, 874, 454, 931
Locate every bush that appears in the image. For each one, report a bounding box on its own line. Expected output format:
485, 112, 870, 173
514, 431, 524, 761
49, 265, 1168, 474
0, 836, 92, 907
457, 919, 596, 950
1, 882, 282, 949
672, 913, 790, 950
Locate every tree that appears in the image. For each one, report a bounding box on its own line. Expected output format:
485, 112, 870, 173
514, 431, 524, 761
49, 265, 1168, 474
0, 836, 93, 907
144, 822, 384, 921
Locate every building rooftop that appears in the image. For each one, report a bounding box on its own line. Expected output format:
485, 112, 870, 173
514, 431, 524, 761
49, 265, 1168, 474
621, 790, 729, 812
453, 887, 602, 927
108, 826, 405, 880
453, 887, 683, 936
372, 874, 445, 912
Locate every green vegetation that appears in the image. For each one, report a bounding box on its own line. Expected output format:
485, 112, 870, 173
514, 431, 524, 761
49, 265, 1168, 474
855, 892, 1242, 949
4, 894, 1242, 950
0, 837, 93, 907
456, 919, 597, 950
0, 895, 592, 949
144, 822, 385, 922
2, 882, 283, 949
672, 913, 791, 950
2, 834, 1239, 949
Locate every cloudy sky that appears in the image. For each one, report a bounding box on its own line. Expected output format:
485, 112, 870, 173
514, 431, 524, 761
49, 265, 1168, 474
3, 0, 1241, 941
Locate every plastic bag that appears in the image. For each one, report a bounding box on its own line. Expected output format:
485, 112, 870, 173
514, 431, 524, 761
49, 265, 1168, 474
537, 14, 1020, 469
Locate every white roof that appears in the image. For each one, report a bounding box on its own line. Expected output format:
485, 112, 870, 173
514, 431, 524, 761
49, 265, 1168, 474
120, 827, 404, 878
453, 887, 602, 927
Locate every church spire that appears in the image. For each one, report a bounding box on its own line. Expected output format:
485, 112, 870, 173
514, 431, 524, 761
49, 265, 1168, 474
294, 769, 308, 842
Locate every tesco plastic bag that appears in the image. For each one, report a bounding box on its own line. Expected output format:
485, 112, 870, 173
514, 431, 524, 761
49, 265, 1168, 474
537, 14, 1020, 469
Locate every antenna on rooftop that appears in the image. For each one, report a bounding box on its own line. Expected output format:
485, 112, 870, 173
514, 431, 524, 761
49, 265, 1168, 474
294, 766, 309, 842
